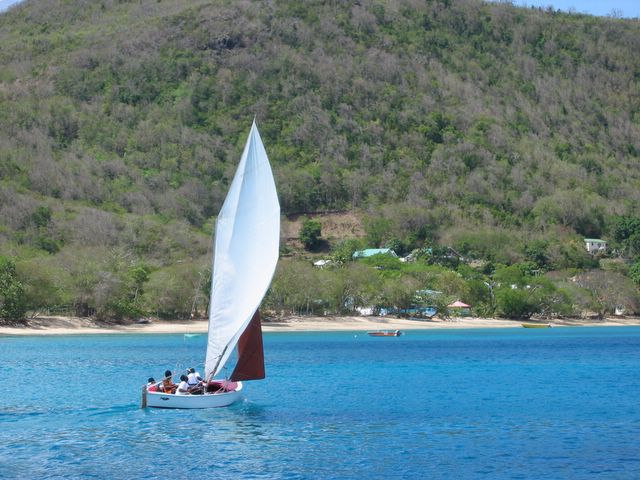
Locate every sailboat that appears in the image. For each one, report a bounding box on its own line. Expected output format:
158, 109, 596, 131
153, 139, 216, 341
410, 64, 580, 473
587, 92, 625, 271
144, 120, 280, 409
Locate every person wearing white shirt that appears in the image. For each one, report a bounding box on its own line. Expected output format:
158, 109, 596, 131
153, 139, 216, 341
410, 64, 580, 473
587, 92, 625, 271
175, 375, 190, 395
187, 367, 203, 394
187, 367, 202, 384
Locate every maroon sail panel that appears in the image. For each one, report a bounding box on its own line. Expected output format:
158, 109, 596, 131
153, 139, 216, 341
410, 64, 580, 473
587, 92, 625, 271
230, 310, 265, 381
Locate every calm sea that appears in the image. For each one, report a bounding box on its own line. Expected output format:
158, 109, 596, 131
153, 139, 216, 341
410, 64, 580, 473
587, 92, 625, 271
1, 327, 639, 479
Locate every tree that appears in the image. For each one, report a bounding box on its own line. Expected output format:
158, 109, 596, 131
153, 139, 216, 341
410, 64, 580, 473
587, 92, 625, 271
299, 217, 322, 250
16, 258, 68, 313
423, 246, 461, 269
630, 259, 640, 286
524, 240, 549, 270
331, 238, 363, 264
143, 262, 201, 319
361, 252, 403, 274
364, 216, 392, 248
0, 257, 27, 322
110, 264, 150, 319
266, 259, 326, 315
333, 263, 382, 314
378, 276, 420, 313
573, 270, 640, 317
611, 216, 640, 257
495, 288, 539, 319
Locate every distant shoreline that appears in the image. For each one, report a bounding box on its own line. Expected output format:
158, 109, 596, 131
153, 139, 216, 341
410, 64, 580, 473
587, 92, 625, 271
1, 315, 639, 336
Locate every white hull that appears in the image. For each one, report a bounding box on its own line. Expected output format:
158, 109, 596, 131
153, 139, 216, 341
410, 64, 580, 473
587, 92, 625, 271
146, 382, 243, 409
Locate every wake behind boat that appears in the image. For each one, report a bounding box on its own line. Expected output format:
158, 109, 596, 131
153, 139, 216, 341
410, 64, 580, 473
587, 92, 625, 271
143, 120, 280, 409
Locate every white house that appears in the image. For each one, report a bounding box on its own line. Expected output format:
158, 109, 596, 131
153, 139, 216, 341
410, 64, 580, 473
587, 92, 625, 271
313, 259, 332, 268
584, 238, 607, 254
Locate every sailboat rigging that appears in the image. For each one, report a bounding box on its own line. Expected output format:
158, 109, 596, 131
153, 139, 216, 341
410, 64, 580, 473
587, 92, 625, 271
144, 120, 280, 409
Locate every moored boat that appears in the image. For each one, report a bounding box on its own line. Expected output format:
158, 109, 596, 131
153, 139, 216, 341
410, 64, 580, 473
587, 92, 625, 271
368, 330, 402, 337
522, 323, 552, 328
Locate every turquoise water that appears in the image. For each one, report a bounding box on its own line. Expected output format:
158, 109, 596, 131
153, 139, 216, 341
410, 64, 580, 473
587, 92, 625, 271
1, 327, 639, 479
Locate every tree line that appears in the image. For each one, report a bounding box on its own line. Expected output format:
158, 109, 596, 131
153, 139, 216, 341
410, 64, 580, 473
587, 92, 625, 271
3, 213, 640, 322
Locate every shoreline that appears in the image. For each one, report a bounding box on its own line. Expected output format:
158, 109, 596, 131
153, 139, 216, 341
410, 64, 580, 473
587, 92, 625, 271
1, 315, 639, 336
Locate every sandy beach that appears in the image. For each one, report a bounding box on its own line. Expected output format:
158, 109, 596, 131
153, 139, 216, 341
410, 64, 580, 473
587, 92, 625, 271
1, 314, 639, 336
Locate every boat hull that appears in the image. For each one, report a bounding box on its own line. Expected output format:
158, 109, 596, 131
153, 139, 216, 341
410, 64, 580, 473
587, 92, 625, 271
146, 382, 243, 409
522, 323, 551, 328
368, 330, 402, 337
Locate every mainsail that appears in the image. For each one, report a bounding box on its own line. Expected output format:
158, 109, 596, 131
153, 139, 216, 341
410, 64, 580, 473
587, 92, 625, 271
205, 121, 280, 380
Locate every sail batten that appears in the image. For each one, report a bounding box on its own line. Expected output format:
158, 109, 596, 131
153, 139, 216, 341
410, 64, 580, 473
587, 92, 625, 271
205, 121, 280, 379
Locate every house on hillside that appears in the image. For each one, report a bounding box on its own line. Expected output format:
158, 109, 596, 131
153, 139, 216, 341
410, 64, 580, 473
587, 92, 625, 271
352, 248, 397, 259
584, 238, 607, 254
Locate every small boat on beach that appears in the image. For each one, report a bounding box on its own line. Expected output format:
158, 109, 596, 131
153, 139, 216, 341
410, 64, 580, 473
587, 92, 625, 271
143, 120, 280, 409
522, 323, 552, 328
368, 330, 403, 337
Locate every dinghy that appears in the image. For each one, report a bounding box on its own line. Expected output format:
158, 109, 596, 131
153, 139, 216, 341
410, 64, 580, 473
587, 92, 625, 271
144, 120, 280, 409
367, 330, 402, 337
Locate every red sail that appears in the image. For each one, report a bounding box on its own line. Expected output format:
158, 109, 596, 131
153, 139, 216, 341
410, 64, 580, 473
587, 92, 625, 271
230, 310, 265, 381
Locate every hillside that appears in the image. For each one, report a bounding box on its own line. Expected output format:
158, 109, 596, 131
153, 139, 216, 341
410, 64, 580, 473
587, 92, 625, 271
1, 0, 640, 320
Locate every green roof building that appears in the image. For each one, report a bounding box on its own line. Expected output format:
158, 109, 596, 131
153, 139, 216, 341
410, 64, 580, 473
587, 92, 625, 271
352, 248, 397, 259
584, 238, 607, 254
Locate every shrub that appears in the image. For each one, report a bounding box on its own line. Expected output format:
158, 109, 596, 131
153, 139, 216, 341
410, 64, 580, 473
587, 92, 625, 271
630, 259, 640, 286
331, 238, 363, 263
299, 217, 322, 250
495, 288, 538, 319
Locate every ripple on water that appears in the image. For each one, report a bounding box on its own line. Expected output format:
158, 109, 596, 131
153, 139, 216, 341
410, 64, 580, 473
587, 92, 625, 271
1, 329, 640, 479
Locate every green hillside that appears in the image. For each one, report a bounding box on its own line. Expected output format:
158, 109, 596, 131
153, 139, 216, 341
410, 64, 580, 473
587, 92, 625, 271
1, 0, 640, 321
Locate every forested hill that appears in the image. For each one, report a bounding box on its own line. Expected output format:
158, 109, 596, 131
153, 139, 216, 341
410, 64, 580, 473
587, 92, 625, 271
1, 0, 640, 320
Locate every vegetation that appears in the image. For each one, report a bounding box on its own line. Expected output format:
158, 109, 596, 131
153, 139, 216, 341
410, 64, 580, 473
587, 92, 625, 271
0, 0, 639, 321
299, 217, 323, 250
264, 254, 596, 320
0, 257, 26, 321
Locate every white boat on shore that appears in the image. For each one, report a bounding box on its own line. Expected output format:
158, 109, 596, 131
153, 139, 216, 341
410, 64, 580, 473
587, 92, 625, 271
522, 323, 552, 328
144, 120, 280, 409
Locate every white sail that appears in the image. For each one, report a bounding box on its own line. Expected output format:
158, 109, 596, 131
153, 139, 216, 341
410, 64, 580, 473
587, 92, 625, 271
205, 121, 280, 379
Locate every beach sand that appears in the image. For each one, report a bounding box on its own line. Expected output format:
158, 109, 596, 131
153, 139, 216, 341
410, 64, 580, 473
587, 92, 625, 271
1, 314, 639, 336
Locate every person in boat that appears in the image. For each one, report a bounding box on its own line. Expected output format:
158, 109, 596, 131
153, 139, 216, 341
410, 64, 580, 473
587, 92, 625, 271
175, 374, 191, 395
186, 367, 204, 394
161, 370, 177, 394
146, 377, 158, 393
